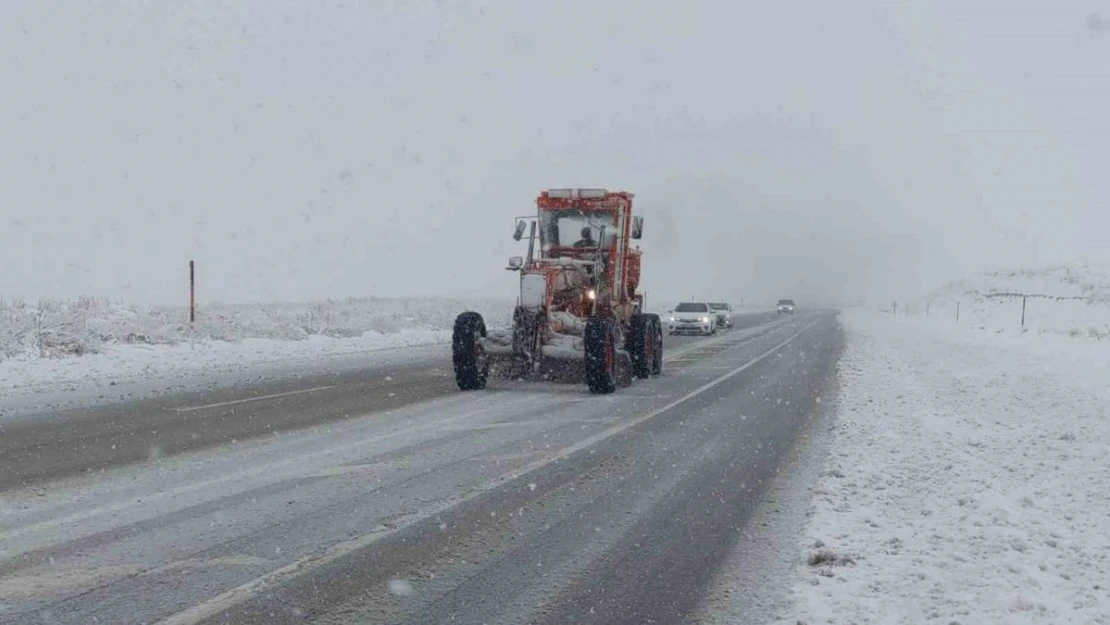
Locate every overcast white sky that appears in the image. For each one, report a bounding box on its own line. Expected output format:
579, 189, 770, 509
2, 0, 1107, 306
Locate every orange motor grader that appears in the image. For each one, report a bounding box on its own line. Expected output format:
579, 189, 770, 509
452, 188, 663, 394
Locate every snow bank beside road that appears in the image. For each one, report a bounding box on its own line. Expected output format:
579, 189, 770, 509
0, 296, 511, 361
0, 297, 511, 414
779, 309, 1110, 624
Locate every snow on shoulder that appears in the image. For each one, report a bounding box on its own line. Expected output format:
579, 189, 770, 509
0, 296, 511, 417
778, 308, 1110, 624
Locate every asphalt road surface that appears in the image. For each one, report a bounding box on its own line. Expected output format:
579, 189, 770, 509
0, 311, 781, 491
0, 309, 839, 625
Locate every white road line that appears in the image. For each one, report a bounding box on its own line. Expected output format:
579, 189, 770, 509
173, 386, 338, 413
154, 320, 817, 625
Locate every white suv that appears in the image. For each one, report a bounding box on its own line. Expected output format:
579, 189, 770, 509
777, 299, 796, 315
668, 302, 717, 335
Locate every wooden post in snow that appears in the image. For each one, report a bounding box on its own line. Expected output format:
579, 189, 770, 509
189, 260, 196, 324
189, 260, 196, 351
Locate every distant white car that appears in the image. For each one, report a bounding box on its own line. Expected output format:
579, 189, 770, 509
708, 302, 734, 328
777, 299, 796, 315
668, 302, 717, 335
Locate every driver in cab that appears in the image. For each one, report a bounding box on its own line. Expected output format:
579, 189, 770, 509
573, 227, 596, 248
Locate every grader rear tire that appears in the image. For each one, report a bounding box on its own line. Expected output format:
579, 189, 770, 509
645, 313, 664, 376
585, 316, 618, 395
628, 314, 652, 379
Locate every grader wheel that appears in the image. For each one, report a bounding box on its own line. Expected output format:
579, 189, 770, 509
584, 316, 619, 394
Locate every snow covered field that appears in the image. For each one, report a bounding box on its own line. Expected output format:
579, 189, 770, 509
0, 297, 510, 413
779, 309, 1110, 624
911, 264, 1110, 341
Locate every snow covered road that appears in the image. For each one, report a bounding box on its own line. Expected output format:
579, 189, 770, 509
0, 311, 840, 625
